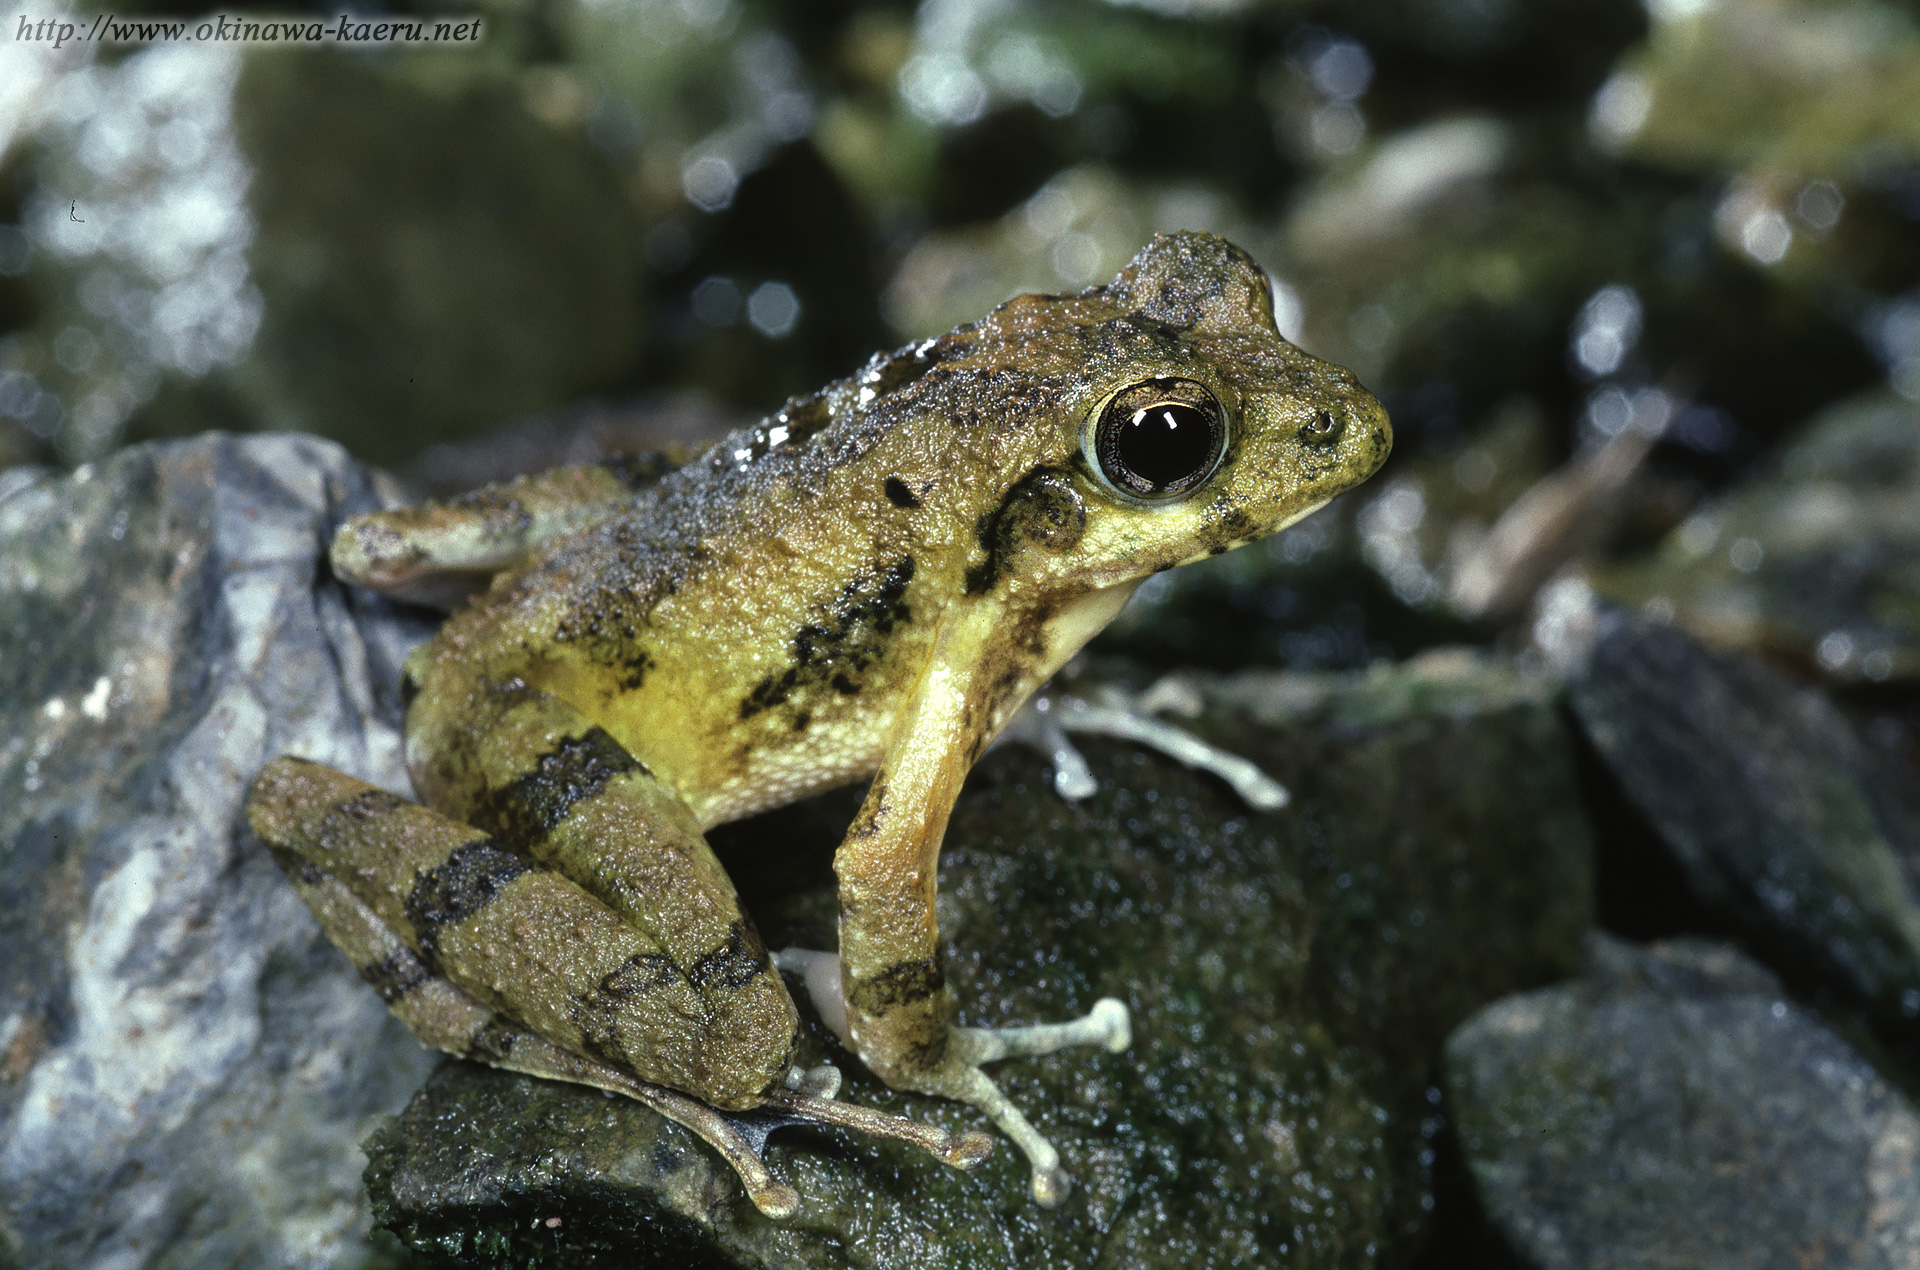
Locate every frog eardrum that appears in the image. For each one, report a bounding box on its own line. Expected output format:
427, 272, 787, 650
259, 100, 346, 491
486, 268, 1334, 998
1088, 376, 1228, 501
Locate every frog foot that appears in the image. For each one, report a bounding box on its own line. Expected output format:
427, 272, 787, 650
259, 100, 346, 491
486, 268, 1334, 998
997, 677, 1288, 809
944, 1000, 1132, 1204
775, 948, 1129, 1205
605, 1060, 992, 1219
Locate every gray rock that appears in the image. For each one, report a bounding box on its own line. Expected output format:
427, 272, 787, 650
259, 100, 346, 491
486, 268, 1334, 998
1568, 609, 1920, 1023
0, 434, 438, 1269
1447, 934, 1920, 1269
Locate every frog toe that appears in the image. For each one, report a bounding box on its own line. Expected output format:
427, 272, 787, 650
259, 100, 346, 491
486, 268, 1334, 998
928, 998, 1133, 1206
1005, 682, 1289, 810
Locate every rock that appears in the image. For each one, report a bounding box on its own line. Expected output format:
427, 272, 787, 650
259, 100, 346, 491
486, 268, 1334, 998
368, 648, 1593, 1267
0, 434, 438, 1268
1567, 607, 1920, 1023
1446, 934, 1920, 1269
1592, 392, 1920, 684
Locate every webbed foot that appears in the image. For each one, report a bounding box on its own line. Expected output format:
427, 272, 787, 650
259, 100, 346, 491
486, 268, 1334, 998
776, 947, 1129, 1205
590, 1059, 993, 1219
997, 676, 1288, 809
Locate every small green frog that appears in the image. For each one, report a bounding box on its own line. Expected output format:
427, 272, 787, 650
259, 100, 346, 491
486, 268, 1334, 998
247, 231, 1390, 1216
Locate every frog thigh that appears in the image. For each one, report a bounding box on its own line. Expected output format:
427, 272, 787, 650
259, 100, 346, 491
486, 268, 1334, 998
246, 757, 793, 1110
265, 839, 816, 1218
403, 674, 798, 1101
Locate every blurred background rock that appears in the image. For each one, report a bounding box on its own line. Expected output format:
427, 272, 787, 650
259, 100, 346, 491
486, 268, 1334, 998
3, 0, 1917, 702
5, 0, 1920, 1263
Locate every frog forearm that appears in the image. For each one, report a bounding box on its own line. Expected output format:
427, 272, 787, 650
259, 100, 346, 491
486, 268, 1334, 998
330, 458, 668, 606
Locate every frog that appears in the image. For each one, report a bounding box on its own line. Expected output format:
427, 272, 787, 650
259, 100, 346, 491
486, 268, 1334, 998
245, 230, 1391, 1218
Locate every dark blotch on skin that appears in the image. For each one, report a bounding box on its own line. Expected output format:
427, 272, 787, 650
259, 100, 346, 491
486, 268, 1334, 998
964, 467, 1086, 596
883, 476, 921, 509
359, 947, 433, 1004
847, 957, 946, 1012
492, 727, 643, 843
599, 451, 677, 491
404, 838, 532, 961
739, 556, 915, 719
467, 1018, 523, 1063
268, 846, 327, 888
596, 950, 683, 999
553, 598, 662, 694
688, 921, 771, 992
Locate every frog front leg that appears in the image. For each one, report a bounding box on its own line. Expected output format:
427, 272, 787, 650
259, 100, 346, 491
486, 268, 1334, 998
808, 611, 1131, 1206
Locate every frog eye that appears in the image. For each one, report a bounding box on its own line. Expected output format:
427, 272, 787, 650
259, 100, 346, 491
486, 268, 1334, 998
1091, 377, 1227, 501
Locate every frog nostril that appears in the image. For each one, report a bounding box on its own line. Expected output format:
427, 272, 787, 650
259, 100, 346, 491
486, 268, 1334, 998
1300, 410, 1343, 447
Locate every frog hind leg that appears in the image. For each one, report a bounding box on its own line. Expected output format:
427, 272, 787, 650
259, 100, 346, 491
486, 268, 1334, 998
249, 761, 991, 1218
403, 671, 1004, 1156
400, 671, 807, 1111
265, 842, 984, 1218
246, 754, 788, 1106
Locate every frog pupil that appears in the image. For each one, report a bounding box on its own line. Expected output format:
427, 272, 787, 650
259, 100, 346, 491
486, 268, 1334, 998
1099, 398, 1222, 498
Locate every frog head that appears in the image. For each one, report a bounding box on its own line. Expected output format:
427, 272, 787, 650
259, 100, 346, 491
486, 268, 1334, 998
901, 230, 1391, 607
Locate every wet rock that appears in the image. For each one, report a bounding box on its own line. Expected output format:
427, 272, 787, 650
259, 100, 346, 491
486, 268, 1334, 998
368, 649, 1592, 1267
1567, 608, 1920, 1023
1447, 934, 1920, 1269
1592, 391, 1920, 684
0, 434, 438, 1268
